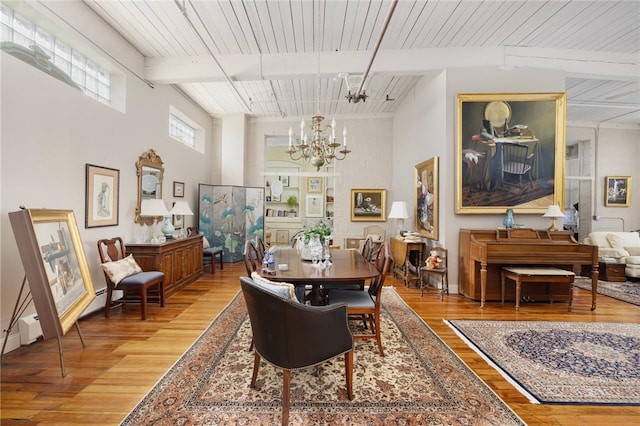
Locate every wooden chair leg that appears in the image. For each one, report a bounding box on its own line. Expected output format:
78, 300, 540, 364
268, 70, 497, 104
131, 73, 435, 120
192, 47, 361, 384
374, 313, 384, 356
345, 350, 354, 400
250, 352, 260, 388
282, 369, 291, 426
104, 286, 112, 318
159, 281, 165, 307
140, 286, 148, 320
218, 252, 224, 270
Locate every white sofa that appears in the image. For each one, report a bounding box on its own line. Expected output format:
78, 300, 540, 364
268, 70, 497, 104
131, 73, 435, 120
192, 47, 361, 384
584, 231, 640, 278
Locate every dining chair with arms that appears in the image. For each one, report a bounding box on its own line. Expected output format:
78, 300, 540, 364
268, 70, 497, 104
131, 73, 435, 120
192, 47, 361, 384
419, 247, 449, 300
97, 237, 164, 320
499, 142, 535, 192
187, 226, 224, 273
240, 276, 354, 426
326, 242, 391, 356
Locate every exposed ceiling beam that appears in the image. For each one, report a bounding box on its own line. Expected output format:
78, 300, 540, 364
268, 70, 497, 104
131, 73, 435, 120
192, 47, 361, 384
145, 47, 639, 84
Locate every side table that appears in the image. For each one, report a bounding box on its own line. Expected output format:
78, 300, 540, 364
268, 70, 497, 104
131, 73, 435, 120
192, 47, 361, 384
581, 261, 626, 282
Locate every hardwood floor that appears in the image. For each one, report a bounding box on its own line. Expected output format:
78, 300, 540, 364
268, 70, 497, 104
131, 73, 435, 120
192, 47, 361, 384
2, 262, 639, 425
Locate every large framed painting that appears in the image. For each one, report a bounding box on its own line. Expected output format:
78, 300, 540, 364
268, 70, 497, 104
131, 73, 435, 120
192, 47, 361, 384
350, 189, 386, 222
456, 92, 566, 214
85, 164, 119, 228
415, 157, 439, 240
605, 176, 631, 207
9, 209, 95, 339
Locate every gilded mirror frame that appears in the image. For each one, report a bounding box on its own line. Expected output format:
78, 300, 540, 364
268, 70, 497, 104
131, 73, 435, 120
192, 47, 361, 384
135, 149, 164, 225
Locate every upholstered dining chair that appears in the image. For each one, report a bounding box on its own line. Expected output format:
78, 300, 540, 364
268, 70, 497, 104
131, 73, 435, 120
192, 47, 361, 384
419, 247, 449, 301
187, 226, 224, 273
240, 277, 354, 426
326, 242, 391, 356
97, 237, 164, 320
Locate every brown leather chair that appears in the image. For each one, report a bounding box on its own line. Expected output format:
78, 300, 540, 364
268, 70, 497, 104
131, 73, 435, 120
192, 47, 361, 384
97, 237, 164, 320
240, 277, 354, 425
327, 242, 391, 356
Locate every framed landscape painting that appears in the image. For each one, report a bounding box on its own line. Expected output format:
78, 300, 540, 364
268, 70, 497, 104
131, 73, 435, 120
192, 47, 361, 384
456, 92, 566, 214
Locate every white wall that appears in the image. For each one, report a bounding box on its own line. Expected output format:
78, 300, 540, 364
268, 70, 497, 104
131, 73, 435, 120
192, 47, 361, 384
567, 126, 640, 232
246, 116, 394, 243
0, 6, 216, 351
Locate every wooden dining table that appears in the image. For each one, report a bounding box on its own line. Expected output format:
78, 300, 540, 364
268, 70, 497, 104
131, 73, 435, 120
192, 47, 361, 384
259, 248, 379, 305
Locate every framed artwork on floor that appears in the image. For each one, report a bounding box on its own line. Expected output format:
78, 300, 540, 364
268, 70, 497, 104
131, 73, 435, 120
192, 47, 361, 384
456, 92, 566, 214
9, 209, 96, 339
85, 164, 119, 228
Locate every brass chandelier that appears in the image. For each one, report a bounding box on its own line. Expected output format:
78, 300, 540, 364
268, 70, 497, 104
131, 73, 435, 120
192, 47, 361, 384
285, 116, 350, 171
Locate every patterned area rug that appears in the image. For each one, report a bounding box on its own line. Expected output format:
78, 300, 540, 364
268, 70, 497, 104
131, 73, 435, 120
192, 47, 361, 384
574, 276, 640, 306
446, 320, 640, 405
121, 289, 524, 425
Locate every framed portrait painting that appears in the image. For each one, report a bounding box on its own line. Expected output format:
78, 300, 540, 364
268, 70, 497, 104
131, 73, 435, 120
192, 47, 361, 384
605, 176, 631, 207
9, 209, 95, 339
85, 164, 119, 228
415, 157, 439, 240
350, 189, 386, 222
456, 92, 566, 214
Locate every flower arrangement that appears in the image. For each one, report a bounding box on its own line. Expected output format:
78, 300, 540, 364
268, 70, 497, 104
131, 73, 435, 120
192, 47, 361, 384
302, 220, 332, 243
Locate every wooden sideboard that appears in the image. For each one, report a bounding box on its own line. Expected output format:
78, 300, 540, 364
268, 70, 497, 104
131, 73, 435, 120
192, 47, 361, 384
127, 235, 203, 296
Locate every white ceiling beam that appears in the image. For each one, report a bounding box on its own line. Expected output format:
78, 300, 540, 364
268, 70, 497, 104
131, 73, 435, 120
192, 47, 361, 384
144, 47, 639, 84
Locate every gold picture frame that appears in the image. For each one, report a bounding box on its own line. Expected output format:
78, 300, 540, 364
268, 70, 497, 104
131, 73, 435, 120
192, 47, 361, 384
9, 209, 95, 338
605, 176, 631, 207
350, 189, 386, 222
307, 177, 323, 193
415, 157, 439, 240
456, 92, 566, 214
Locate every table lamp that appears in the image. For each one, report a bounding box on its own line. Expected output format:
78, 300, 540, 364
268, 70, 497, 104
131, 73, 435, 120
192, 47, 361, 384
388, 201, 409, 236
140, 199, 169, 243
543, 204, 565, 231
168, 201, 194, 238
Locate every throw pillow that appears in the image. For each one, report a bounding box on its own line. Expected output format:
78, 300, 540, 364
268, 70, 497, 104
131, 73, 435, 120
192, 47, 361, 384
625, 246, 640, 256
366, 234, 382, 243
606, 233, 640, 249
250, 271, 298, 302
202, 236, 210, 248
101, 254, 142, 285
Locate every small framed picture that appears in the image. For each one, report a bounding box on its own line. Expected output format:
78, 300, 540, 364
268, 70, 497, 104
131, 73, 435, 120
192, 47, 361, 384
605, 176, 631, 207
350, 188, 386, 222
85, 164, 119, 228
173, 181, 185, 197
281, 176, 289, 187
305, 195, 324, 217
307, 177, 323, 193
172, 202, 184, 229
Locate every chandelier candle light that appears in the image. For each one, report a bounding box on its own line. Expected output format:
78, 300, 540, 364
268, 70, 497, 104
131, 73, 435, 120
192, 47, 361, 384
543, 204, 565, 231
285, 116, 350, 171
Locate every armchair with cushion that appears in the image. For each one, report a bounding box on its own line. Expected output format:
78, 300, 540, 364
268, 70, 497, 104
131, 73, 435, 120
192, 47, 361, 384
240, 276, 354, 425
584, 231, 640, 278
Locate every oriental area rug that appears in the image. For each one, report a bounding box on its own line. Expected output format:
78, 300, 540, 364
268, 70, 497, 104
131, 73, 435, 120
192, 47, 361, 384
446, 320, 640, 405
574, 276, 640, 306
121, 289, 524, 425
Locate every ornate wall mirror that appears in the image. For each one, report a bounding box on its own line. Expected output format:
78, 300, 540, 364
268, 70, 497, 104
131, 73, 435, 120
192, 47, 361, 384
135, 149, 164, 225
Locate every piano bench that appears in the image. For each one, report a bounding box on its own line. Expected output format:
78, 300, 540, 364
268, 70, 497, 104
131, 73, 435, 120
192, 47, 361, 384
501, 267, 575, 312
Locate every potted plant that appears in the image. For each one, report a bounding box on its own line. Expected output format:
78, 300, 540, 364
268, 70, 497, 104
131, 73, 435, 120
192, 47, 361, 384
287, 195, 298, 213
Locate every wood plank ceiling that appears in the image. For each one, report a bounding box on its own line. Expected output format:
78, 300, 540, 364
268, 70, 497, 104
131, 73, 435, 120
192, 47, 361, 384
84, 0, 640, 127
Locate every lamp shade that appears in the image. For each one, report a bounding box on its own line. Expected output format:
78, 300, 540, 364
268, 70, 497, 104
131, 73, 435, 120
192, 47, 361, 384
543, 204, 565, 218
140, 199, 169, 216
388, 201, 409, 219
170, 201, 194, 216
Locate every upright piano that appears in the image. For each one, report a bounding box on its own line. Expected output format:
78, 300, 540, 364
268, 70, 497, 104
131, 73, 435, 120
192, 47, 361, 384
459, 228, 599, 310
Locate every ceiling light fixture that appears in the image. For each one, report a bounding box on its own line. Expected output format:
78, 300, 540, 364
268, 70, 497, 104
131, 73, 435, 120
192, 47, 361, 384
285, 116, 350, 171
